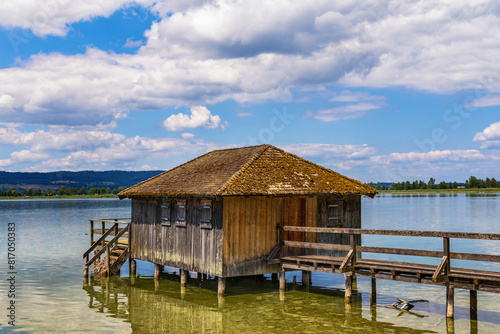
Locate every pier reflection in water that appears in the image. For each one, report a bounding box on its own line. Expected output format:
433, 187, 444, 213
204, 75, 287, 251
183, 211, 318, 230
83, 272, 437, 334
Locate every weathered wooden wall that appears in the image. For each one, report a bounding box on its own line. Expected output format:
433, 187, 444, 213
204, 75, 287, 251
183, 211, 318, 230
131, 197, 223, 276
222, 196, 317, 277
316, 194, 361, 256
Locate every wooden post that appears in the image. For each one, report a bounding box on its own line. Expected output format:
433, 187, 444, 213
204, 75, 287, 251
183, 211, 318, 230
302, 270, 311, 287
154, 264, 162, 280
102, 221, 106, 237
370, 278, 376, 305
446, 284, 454, 318
218, 277, 226, 296
345, 274, 353, 304
279, 269, 286, 292
106, 244, 110, 277
180, 270, 188, 287
470, 290, 478, 321
129, 259, 136, 276
90, 220, 94, 246
83, 266, 89, 278
271, 273, 278, 282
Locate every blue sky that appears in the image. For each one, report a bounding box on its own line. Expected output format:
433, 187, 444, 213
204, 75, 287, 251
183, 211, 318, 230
0, 1, 499, 183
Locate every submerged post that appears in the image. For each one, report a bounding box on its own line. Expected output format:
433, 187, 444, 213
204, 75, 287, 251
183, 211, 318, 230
129, 259, 136, 276
279, 269, 286, 292
154, 264, 162, 280
218, 277, 226, 296
180, 270, 188, 287
302, 270, 311, 287
470, 290, 478, 321
446, 284, 454, 318
370, 278, 377, 305
345, 274, 353, 304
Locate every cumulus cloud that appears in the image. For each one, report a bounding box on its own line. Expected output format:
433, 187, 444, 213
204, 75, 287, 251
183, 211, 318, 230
474, 121, 500, 149
306, 91, 386, 121
163, 106, 226, 131
0, 0, 157, 36
281, 143, 378, 160
1, 1, 500, 128
0, 125, 218, 171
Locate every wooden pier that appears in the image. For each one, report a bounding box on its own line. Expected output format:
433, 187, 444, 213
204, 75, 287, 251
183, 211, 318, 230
273, 225, 500, 323
83, 219, 500, 327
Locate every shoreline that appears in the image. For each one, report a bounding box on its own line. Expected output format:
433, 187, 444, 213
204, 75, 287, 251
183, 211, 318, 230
378, 188, 500, 194
0, 195, 120, 200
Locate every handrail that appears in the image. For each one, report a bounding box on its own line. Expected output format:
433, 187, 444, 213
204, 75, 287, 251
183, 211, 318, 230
83, 223, 119, 259
90, 218, 131, 225
280, 225, 500, 269
85, 225, 129, 268
280, 226, 500, 240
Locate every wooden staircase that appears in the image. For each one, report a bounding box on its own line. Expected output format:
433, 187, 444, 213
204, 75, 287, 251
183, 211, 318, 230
83, 220, 130, 277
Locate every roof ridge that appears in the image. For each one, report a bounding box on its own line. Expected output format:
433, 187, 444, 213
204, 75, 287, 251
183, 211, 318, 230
215, 144, 272, 195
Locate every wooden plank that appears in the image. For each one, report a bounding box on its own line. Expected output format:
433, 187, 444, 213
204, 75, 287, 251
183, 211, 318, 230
283, 240, 350, 252
281, 226, 500, 240
358, 246, 443, 258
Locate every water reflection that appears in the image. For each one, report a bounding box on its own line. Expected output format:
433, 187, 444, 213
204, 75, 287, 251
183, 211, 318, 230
83, 275, 437, 334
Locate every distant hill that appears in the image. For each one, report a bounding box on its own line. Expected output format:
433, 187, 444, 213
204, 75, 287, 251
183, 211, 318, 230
0, 170, 164, 191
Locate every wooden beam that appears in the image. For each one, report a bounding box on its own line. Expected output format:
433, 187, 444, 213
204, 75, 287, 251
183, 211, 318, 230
339, 249, 354, 273
281, 226, 500, 240
283, 240, 350, 252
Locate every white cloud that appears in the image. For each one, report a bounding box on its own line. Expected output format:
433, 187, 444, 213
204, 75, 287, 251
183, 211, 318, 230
1, 1, 500, 128
0, 0, 157, 37
0, 125, 219, 171
474, 121, 500, 149
163, 106, 226, 131
124, 38, 144, 48
467, 95, 500, 108
307, 91, 386, 122
281, 143, 378, 160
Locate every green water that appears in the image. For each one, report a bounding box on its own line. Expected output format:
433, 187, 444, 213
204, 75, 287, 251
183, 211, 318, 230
1, 194, 499, 333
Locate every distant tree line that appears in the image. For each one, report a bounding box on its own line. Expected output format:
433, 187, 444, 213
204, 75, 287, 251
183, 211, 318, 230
370, 176, 499, 191
0, 186, 127, 197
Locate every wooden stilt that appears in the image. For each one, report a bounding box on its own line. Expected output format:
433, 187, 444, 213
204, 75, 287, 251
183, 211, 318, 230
470, 289, 478, 334
83, 266, 89, 278
302, 270, 311, 287
279, 269, 286, 292
154, 264, 162, 280
218, 277, 226, 296
446, 317, 455, 334
180, 269, 188, 287
446, 284, 454, 318
345, 274, 353, 304
370, 278, 377, 305
293, 276, 297, 285
271, 273, 278, 282
470, 290, 478, 320
129, 259, 136, 276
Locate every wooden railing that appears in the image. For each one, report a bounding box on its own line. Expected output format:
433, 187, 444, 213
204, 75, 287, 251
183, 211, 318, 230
83, 219, 131, 276
279, 226, 500, 284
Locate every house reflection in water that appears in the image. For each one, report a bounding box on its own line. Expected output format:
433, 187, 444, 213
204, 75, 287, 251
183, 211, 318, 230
82, 274, 435, 334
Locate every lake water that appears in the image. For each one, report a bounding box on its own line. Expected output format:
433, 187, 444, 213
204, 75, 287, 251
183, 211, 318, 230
0, 194, 499, 333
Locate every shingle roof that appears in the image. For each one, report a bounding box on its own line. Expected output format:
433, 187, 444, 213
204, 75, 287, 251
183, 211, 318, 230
118, 144, 377, 198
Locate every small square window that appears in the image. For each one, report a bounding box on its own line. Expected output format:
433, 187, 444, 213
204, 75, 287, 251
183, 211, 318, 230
200, 200, 212, 229
176, 200, 186, 227
327, 199, 344, 227
161, 201, 171, 226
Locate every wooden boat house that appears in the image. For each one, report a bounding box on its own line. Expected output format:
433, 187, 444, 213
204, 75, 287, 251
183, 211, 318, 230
114, 144, 376, 293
